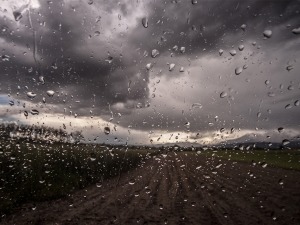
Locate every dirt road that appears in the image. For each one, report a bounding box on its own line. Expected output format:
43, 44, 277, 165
3, 153, 300, 225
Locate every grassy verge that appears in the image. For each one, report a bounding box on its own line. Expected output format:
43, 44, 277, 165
0, 140, 156, 215
200, 149, 300, 170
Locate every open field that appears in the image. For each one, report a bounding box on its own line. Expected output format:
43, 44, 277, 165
199, 149, 300, 170
0, 140, 156, 215
1, 149, 300, 225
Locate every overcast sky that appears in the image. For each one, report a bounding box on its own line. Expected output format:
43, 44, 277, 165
0, 0, 299, 145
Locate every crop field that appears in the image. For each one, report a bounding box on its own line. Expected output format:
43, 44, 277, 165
0, 140, 156, 215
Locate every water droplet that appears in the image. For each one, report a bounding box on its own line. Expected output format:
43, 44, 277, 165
278, 179, 284, 185
219, 49, 224, 56
146, 63, 152, 70
220, 92, 227, 98
151, 49, 159, 58
215, 163, 222, 169
261, 162, 267, 168
88, 0, 93, 5
30, 109, 39, 115
104, 127, 110, 135
27, 92, 37, 98
229, 49, 236, 56
9, 100, 14, 106
257, 112, 261, 118
220, 128, 225, 133
1, 55, 10, 61
285, 104, 292, 109
294, 100, 299, 106
169, 63, 175, 71
39, 76, 45, 84
286, 65, 293, 71
180, 47, 186, 53
159, 204, 163, 210
13, 11, 22, 21
46, 90, 55, 97
179, 67, 185, 72
24, 111, 28, 117
129, 178, 135, 185
136, 102, 142, 108
292, 27, 300, 34
282, 139, 290, 146
192, 103, 202, 109
278, 127, 284, 133
263, 30, 272, 38
94, 31, 100, 36
241, 24, 246, 31
268, 92, 275, 97
96, 182, 102, 188
105, 56, 113, 63
235, 67, 243, 75
184, 122, 190, 129
142, 17, 148, 28
238, 45, 244, 51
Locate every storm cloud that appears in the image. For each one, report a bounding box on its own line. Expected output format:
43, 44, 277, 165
0, 0, 299, 145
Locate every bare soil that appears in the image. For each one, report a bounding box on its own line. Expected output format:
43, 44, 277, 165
2, 153, 300, 225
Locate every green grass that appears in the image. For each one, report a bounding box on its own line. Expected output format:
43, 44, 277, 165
0, 140, 157, 215
201, 149, 300, 170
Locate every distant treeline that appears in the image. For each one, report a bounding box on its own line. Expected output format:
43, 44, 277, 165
0, 122, 83, 143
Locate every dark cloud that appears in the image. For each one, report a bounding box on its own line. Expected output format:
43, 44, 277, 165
0, 0, 299, 144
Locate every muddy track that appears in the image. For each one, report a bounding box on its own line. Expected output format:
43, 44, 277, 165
2, 153, 300, 225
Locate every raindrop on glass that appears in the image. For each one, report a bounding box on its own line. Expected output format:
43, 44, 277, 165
146, 63, 152, 70
241, 24, 246, 31
27, 92, 37, 98
219, 49, 224, 56
169, 63, 175, 71
129, 178, 135, 185
39, 76, 45, 84
263, 30, 272, 38
180, 47, 186, 53
238, 45, 244, 51
142, 17, 148, 28
220, 92, 227, 98
105, 56, 113, 64
286, 65, 293, 71
30, 109, 39, 115
151, 49, 159, 58
13, 11, 22, 21
46, 90, 55, 97
235, 67, 243, 75
278, 127, 284, 133
285, 104, 292, 109
192, 103, 202, 109
292, 27, 300, 34
282, 139, 290, 146
104, 127, 110, 135
229, 49, 236, 56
